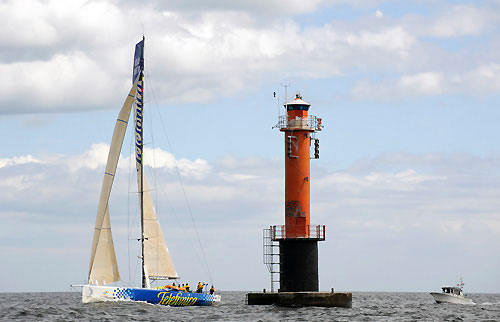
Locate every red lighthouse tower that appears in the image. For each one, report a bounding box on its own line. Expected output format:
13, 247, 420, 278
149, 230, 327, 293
272, 93, 325, 292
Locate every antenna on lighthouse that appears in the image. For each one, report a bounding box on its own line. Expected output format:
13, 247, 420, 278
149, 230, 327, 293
274, 91, 280, 118
280, 82, 291, 115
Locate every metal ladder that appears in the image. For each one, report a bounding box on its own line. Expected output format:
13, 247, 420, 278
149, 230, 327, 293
263, 228, 280, 292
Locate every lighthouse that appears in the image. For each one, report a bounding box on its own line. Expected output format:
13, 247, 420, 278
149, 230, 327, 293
246, 93, 352, 307
274, 93, 324, 292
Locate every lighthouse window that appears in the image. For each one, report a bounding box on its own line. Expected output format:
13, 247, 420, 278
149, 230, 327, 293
287, 105, 310, 111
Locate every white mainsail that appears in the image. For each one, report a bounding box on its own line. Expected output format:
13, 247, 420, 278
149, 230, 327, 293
134, 75, 178, 280
88, 79, 138, 285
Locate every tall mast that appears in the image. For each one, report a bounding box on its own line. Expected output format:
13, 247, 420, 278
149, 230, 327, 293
140, 36, 146, 289
133, 36, 146, 288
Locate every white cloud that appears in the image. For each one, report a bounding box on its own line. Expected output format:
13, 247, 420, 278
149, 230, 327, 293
0, 143, 211, 180
129, 147, 211, 179
1, 1, 498, 111
0, 173, 46, 191
426, 5, 497, 38
438, 220, 464, 233
399, 72, 444, 95
63, 143, 109, 172
366, 169, 445, 189
353, 70, 446, 99
148, 0, 330, 16
352, 71, 446, 100
61, 144, 212, 179
317, 168, 446, 192
6, 0, 498, 111
0, 154, 40, 168
0, 52, 121, 112
351, 66, 500, 100
454, 63, 500, 93
219, 172, 260, 182
0, 0, 57, 47
344, 26, 415, 57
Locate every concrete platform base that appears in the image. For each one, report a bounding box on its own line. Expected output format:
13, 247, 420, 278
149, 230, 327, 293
246, 292, 352, 308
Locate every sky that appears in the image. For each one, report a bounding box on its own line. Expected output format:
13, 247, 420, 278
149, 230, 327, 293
1, 0, 500, 294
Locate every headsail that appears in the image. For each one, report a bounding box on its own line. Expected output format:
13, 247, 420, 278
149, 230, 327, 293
134, 38, 178, 280
141, 176, 179, 278
89, 207, 119, 285
88, 79, 139, 285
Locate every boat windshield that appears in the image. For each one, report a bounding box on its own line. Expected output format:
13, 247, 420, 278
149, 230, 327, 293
442, 287, 462, 295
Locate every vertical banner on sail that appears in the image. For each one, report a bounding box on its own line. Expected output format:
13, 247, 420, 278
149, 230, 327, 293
133, 39, 144, 169
134, 79, 143, 167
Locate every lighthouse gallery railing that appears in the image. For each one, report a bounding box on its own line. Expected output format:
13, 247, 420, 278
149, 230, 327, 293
274, 115, 323, 131
270, 225, 326, 241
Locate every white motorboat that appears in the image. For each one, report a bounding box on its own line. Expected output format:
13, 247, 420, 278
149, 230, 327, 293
430, 279, 474, 304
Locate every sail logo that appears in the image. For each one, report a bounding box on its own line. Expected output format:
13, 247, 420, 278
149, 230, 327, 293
133, 57, 141, 82
132, 39, 144, 83
135, 80, 143, 164
157, 291, 198, 306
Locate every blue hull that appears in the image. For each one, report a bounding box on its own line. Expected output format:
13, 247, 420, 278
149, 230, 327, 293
125, 288, 218, 306
82, 285, 220, 306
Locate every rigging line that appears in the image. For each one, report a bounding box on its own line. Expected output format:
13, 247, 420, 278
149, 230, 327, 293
145, 72, 214, 284
141, 72, 207, 277
143, 96, 210, 275
144, 72, 210, 278
134, 140, 207, 272
157, 182, 208, 272
147, 75, 213, 284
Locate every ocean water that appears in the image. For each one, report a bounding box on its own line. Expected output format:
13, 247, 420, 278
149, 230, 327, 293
0, 291, 499, 321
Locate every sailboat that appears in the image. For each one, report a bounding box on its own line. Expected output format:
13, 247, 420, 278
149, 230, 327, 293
81, 37, 221, 306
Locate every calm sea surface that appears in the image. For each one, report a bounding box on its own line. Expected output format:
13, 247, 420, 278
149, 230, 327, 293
0, 291, 498, 321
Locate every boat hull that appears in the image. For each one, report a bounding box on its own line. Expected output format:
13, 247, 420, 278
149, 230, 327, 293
82, 285, 221, 306
430, 292, 474, 305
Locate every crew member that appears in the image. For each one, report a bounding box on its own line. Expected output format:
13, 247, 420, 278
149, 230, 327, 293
197, 282, 203, 293
210, 285, 215, 295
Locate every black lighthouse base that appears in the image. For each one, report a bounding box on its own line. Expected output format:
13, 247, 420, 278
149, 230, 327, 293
246, 291, 352, 308
279, 239, 318, 292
